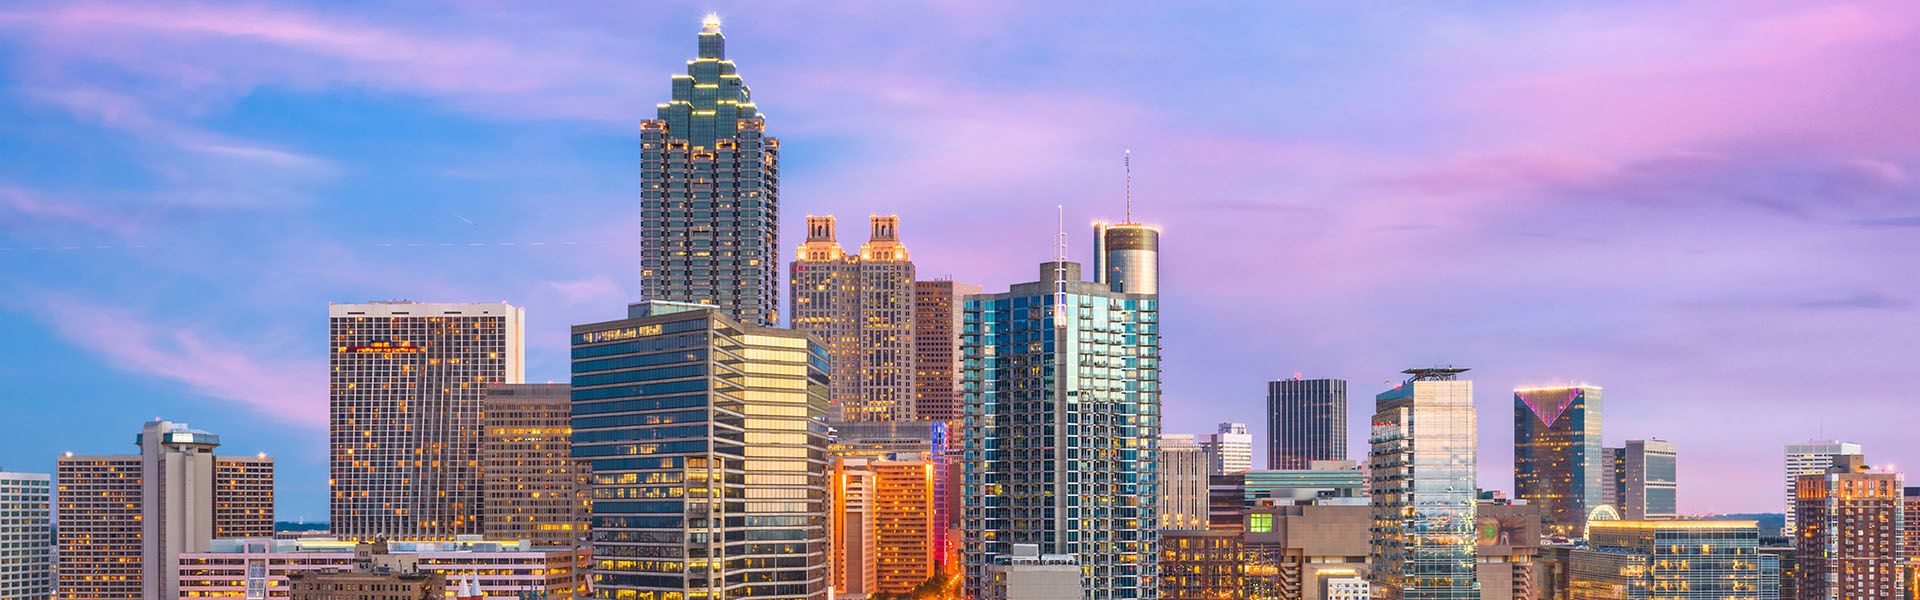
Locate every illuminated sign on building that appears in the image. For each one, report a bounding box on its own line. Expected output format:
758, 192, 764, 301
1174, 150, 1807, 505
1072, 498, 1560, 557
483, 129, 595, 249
581, 324, 665, 344
341, 340, 423, 354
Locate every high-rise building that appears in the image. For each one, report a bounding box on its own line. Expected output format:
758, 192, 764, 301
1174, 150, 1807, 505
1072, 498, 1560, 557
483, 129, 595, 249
913, 279, 980, 423
1571, 520, 1769, 600
869, 458, 940, 595
1159, 434, 1211, 531
0, 471, 52, 600
56, 420, 275, 599
179, 538, 587, 599
1267, 377, 1348, 470
1476, 499, 1543, 600
1092, 219, 1160, 295
640, 15, 781, 326
1793, 454, 1903, 600
480, 383, 589, 548
1608, 440, 1677, 520
573, 301, 830, 599
1513, 384, 1604, 536
1160, 530, 1244, 599
791, 215, 916, 422
1241, 501, 1373, 600
1904, 487, 1920, 560
328, 301, 524, 540
1208, 465, 1365, 531
1369, 367, 1478, 599
962, 259, 1160, 599
831, 460, 877, 599
1783, 441, 1863, 538
826, 420, 963, 569
1205, 422, 1254, 475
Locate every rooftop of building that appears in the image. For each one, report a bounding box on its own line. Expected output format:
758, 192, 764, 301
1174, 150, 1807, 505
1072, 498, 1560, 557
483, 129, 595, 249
192, 537, 575, 555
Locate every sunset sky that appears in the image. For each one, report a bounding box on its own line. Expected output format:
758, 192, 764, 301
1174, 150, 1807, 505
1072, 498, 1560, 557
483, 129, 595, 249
2, 1, 1917, 520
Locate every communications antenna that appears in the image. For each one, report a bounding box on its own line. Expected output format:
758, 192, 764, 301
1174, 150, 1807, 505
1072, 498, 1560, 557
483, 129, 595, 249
1054, 205, 1068, 317
1124, 149, 1132, 223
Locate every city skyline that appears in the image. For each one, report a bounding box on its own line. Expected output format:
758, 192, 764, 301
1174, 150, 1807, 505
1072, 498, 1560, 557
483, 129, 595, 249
3, 2, 1919, 523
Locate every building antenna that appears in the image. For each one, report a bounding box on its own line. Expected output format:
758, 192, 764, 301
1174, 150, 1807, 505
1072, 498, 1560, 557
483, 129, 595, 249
1054, 205, 1068, 317
1124, 149, 1133, 223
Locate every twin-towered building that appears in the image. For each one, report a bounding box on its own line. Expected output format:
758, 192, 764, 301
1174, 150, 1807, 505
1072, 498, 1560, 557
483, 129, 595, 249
791, 215, 917, 422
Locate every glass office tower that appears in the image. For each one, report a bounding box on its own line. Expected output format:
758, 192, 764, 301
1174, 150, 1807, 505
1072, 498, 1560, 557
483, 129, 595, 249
640, 16, 782, 326
1609, 439, 1678, 520
1513, 385, 1603, 537
1092, 222, 1160, 295
572, 301, 830, 599
1267, 377, 1348, 470
1370, 368, 1478, 600
963, 261, 1161, 599
1572, 520, 1768, 599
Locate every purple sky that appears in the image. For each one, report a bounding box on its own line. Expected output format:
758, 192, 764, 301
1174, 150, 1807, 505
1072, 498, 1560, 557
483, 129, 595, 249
0, 1, 1917, 520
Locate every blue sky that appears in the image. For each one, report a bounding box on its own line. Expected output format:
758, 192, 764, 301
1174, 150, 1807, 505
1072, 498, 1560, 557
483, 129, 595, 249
2, 1, 1919, 520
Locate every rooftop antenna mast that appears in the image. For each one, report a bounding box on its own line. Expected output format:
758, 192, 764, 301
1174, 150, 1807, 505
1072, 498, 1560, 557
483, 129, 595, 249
1054, 205, 1068, 318
1124, 149, 1132, 223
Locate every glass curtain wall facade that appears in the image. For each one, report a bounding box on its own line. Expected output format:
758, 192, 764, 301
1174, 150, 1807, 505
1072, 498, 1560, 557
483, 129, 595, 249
1571, 520, 1766, 600
1513, 385, 1603, 537
640, 18, 781, 327
962, 261, 1161, 600
1267, 378, 1348, 470
1369, 368, 1478, 600
1613, 439, 1677, 520
572, 302, 830, 599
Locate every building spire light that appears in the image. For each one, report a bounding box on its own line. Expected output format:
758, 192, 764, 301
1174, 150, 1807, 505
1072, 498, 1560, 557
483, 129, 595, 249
702, 13, 722, 32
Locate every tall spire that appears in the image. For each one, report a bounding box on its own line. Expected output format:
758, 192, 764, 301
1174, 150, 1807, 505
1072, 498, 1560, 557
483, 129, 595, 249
1124, 149, 1132, 223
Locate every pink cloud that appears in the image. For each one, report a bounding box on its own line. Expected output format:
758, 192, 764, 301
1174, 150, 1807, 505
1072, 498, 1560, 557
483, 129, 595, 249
0, 185, 137, 235
23, 293, 324, 428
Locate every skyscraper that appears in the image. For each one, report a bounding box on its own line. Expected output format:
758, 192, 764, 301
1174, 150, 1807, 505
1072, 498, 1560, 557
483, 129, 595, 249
963, 259, 1161, 599
480, 383, 590, 548
1205, 422, 1254, 475
1369, 367, 1478, 599
57, 420, 274, 599
790, 215, 916, 422
1158, 434, 1211, 531
831, 459, 878, 599
0, 471, 52, 600
640, 15, 781, 326
1512, 384, 1603, 536
1609, 440, 1677, 520
1267, 377, 1348, 470
1783, 441, 1864, 537
328, 301, 525, 540
869, 458, 940, 595
914, 279, 980, 423
1793, 454, 1903, 600
573, 301, 830, 599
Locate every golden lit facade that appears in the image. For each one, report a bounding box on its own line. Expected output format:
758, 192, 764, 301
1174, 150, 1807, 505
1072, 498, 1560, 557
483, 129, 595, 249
640, 18, 781, 327
1513, 385, 1603, 537
572, 302, 830, 600
54, 456, 142, 599
1157, 434, 1210, 531
1159, 530, 1245, 599
869, 459, 939, 595
482, 383, 591, 548
831, 460, 877, 598
962, 261, 1161, 600
1370, 368, 1478, 600
790, 215, 916, 422
1570, 520, 1767, 600
1793, 456, 1903, 600
177, 538, 587, 599
56, 420, 274, 600
328, 301, 525, 541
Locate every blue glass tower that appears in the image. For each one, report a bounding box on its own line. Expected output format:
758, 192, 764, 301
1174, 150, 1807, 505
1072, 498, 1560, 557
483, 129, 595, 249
962, 261, 1162, 599
1513, 384, 1603, 537
640, 16, 781, 326
1370, 368, 1478, 600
